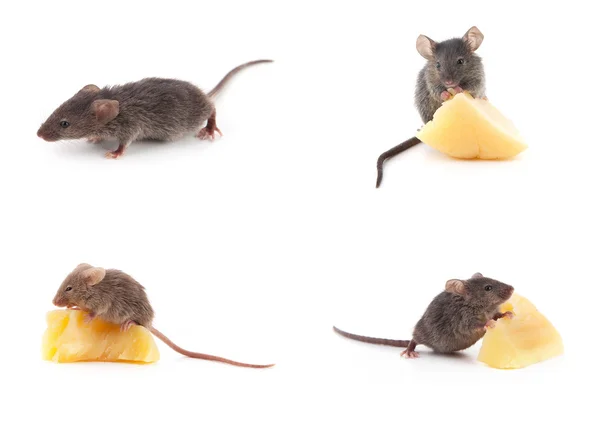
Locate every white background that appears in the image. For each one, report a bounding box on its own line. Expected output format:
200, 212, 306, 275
0, 0, 596, 422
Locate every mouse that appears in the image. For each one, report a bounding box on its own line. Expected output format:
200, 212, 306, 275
52, 263, 275, 368
37, 59, 273, 159
375, 26, 487, 188
333, 272, 514, 358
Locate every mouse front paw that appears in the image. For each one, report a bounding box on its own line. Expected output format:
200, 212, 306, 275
120, 320, 136, 332
87, 136, 103, 144
484, 319, 496, 330
84, 312, 96, 324
441, 91, 452, 101
501, 311, 515, 320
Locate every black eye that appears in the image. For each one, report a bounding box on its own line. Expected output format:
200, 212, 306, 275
60, 120, 70, 128
457, 58, 465, 65
436, 62, 441, 69
484, 285, 492, 291
65, 286, 72, 292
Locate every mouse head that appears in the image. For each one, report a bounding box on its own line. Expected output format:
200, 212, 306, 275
416, 26, 484, 90
445, 272, 514, 308
37, 84, 119, 142
52, 263, 106, 308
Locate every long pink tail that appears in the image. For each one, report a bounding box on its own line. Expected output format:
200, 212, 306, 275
151, 327, 274, 369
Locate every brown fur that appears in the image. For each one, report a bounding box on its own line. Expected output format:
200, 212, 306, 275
53, 263, 274, 368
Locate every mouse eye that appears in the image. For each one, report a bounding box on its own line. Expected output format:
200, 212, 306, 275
65, 286, 72, 292
60, 120, 70, 129
457, 58, 465, 65
436, 62, 441, 69
484, 285, 492, 291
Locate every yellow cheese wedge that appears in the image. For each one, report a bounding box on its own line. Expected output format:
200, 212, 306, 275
42, 309, 159, 364
417, 92, 528, 159
478, 293, 563, 369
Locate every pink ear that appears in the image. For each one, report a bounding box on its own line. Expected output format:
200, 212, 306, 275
79, 84, 100, 94
463, 26, 484, 52
81, 267, 106, 286
416, 34, 436, 60
92, 100, 119, 125
445, 279, 466, 296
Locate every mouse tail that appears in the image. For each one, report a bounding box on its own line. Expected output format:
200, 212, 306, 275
333, 326, 410, 348
150, 327, 274, 369
207, 59, 274, 98
375, 136, 422, 188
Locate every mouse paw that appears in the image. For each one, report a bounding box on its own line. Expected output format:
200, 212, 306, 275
87, 136, 103, 144
501, 311, 515, 320
400, 350, 420, 359
484, 319, 496, 330
197, 126, 223, 141
441, 91, 452, 101
84, 313, 96, 324
120, 320, 136, 332
105, 150, 124, 159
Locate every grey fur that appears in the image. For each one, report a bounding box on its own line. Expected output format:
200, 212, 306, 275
37, 59, 273, 158
333, 273, 514, 357
412, 274, 513, 353
415, 35, 486, 122
375, 27, 487, 188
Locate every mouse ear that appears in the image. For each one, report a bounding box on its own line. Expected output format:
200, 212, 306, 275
74, 263, 92, 271
416, 35, 436, 60
445, 279, 466, 296
471, 272, 483, 279
463, 26, 484, 52
92, 100, 120, 125
79, 84, 100, 94
81, 267, 106, 286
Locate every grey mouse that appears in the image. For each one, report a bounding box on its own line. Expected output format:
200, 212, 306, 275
37, 59, 273, 159
375, 26, 486, 188
52, 263, 274, 368
333, 272, 514, 358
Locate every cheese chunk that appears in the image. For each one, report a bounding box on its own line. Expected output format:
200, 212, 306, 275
417, 92, 528, 159
478, 294, 563, 369
42, 309, 159, 364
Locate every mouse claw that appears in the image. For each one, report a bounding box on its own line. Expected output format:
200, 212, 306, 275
120, 320, 135, 332
197, 127, 223, 141
105, 149, 124, 159
484, 319, 496, 330
400, 350, 420, 359
502, 311, 515, 320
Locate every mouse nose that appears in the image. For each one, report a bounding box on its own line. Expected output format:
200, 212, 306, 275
444, 80, 455, 87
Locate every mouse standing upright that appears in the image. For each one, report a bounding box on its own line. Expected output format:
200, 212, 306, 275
37, 60, 273, 159
333, 273, 514, 358
375, 27, 487, 187
52, 263, 274, 368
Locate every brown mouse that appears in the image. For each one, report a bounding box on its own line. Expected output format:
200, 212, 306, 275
333, 272, 514, 358
52, 263, 274, 368
375, 26, 487, 188
37, 59, 273, 159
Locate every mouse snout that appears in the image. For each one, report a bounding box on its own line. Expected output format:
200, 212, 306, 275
444, 80, 456, 88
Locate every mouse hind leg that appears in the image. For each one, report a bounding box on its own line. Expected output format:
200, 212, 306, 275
400, 340, 419, 359
196, 110, 223, 141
